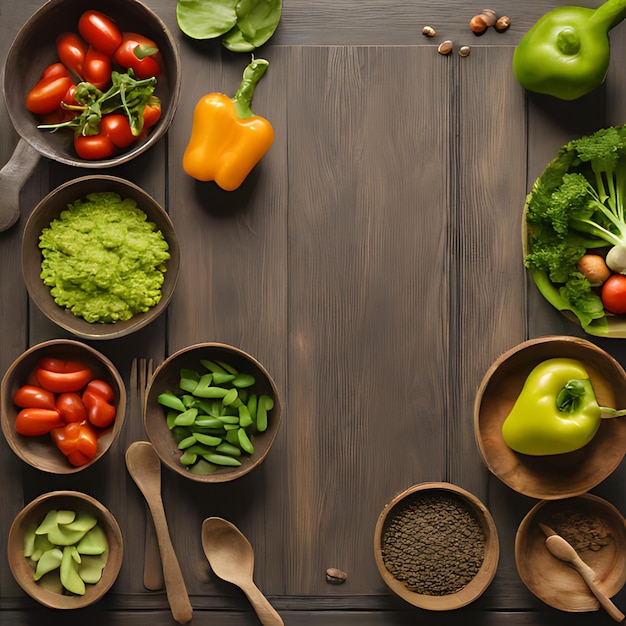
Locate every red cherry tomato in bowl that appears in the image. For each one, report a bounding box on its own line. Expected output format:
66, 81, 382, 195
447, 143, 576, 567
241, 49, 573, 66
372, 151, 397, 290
114, 32, 162, 79
25, 74, 74, 115
601, 274, 626, 314
56, 392, 88, 423
83, 46, 112, 90
100, 114, 136, 148
56, 32, 87, 78
143, 99, 162, 128
13, 385, 56, 410
78, 9, 122, 56
74, 133, 115, 160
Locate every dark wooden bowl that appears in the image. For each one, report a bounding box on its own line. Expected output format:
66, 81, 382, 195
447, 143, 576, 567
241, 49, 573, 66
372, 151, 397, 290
0, 339, 126, 474
474, 336, 626, 499
373, 482, 499, 610
145, 343, 282, 483
3, 0, 181, 168
7, 490, 123, 609
515, 494, 626, 612
21, 175, 180, 340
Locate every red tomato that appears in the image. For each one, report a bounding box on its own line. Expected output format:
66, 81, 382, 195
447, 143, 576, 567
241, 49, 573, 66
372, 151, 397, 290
74, 133, 115, 160
36, 366, 93, 394
25, 75, 74, 115
83, 46, 112, 89
82, 390, 116, 428
62, 84, 79, 107
113, 32, 162, 79
37, 358, 89, 374
143, 99, 161, 128
13, 385, 56, 410
15, 408, 64, 436
51, 421, 99, 466
56, 32, 87, 78
100, 114, 136, 148
84, 379, 115, 403
601, 274, 626, 314
41, 62, 71, 80
78, 10, 122, 56
56, 392, 88, 423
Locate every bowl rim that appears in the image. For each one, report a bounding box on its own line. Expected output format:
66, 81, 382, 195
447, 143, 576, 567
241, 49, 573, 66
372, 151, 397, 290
144, 342, 283, 483
373, 481, 500, 610
0, 339, 127, 473
3, 0, 182, 168
7, 489, 124, 609
474, 335, 626, 499
21, 174, 181, 340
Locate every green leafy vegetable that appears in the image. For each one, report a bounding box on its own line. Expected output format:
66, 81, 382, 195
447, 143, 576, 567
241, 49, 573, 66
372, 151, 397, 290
524, 124, 626, 335
176, 0, 281, 50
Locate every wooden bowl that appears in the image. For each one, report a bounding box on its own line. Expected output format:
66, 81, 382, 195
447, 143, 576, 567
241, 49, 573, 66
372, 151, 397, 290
22, 175, 180, 340
474, 336, 626, 499
0, 339, 126, 474
145, 342, 282, 483
3, 0, 181, 168
515, 494, 626, 612
7, 490, 123, 609
373, 482, 499, 610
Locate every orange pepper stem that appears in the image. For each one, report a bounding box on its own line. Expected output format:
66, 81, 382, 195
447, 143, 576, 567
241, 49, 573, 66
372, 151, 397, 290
232, 57, 270, 120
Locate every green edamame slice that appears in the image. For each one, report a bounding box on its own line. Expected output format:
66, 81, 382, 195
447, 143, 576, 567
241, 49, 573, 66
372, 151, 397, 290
237, 427, 255, 454
233, 373, 255, 388
157, 392, 186, 412
194, 432, 222, 447
174, 408, 198, 426
202, 452, 242, 467
177, 435, 198, 449
215, 442, 242, 457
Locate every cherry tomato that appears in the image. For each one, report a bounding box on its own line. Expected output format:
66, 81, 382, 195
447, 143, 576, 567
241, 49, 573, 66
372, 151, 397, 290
83, 386, 116, 428
13, 385, 56, 410
56, 392, 88, 423
83, 46, 112, 90
100, 114, 136, 148
84, 379, 115, 403
56, 32, 87, 78
74, 133, 115, 160
601, 274, 626, 314
37, 358, 90, 374
51, 421, 99, 466
15, 408, 64, 436
36, 362, 93, 394
113, 32, 162, 79
26, 75, 74, 115
62, 84, 79, 107
41, 62, 71, 80
78, 10, 122, 56
143, 99, 161, 128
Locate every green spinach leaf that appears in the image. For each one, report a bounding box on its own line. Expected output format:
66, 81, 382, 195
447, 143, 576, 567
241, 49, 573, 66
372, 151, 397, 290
176, 0, 238, 40
236, 0, 282, 48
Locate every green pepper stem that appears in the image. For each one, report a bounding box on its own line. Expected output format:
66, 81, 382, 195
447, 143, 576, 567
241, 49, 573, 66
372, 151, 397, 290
232, 57, 270, 120
600, 407, 626, 418
590, 0, 626, 32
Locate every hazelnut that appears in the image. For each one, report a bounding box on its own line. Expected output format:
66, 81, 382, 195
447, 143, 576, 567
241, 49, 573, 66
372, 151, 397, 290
437, 40, 453, 55
470, 9, 497, 33
495, 16, 511, 32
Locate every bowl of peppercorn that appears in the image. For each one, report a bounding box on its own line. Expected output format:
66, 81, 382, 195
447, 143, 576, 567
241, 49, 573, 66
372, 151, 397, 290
374, 482, 499, 611
515, 494, 626, 613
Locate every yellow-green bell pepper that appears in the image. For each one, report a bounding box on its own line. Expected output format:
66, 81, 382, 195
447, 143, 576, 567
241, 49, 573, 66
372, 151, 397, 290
501, 357, 625, 456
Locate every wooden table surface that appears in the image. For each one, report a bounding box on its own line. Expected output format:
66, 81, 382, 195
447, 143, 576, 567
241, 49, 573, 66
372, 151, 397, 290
1, 1, 625, 624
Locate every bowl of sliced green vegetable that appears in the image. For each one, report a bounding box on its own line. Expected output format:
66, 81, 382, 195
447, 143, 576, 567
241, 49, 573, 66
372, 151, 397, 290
7, 490, 123, 609
523, 124, 626, 338
21, 175, 180, 340
144, 342, 282, 482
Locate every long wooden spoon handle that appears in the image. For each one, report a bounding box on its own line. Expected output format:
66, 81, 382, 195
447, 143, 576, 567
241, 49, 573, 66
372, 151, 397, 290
146, 498, 193, 624
579, 568, 625, 623
143, 507, 164, 591
243, 582, 284, 626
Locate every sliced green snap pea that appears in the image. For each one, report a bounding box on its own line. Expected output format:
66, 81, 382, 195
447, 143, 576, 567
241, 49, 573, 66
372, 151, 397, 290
233, 373, 255, 388
179, 376, 199, 394
194, 432, 222, 447
202, 452, 242, 467
193, 385, 229, 399
174, 408, 198, 426
223, 387, 239, 406
238, 405, 253, 428
237, 427, 255, 454
177, 435, 198, 449
215, 442, 242, 457
158, 392, 186, 412
194, 416, 223, 429
217, 414, 239, 425
180, 368, 200, 381
212, 371, 236, 385
200, 359, 229, 374
179, 450, 198, 465
216, 360, 239, 375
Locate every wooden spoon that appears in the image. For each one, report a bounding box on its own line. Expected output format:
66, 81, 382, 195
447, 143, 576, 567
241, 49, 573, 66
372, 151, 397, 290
539, 524, 624, 623
126, 441, 193, 624
202, 517, 284, 625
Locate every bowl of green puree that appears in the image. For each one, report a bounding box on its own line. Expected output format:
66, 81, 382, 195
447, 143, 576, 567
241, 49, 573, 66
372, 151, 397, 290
22, 175, 180, 340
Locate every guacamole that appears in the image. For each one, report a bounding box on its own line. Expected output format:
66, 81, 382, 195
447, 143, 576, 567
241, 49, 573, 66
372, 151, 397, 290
39, 191, 171, 324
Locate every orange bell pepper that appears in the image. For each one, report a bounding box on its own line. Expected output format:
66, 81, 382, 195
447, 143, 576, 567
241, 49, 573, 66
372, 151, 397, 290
51, 421, 99, 467
182, 58, 274, 191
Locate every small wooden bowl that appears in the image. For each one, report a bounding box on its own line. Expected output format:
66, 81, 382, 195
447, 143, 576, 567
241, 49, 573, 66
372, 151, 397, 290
0, 339, 126, 473
373, 482, 499, 610
515, 494, 626, 612
7, 490, 123, 609
3, 0, 181, 168
22, 175, 180, 340
474, 336, 626, 499
145, 342, 282, 483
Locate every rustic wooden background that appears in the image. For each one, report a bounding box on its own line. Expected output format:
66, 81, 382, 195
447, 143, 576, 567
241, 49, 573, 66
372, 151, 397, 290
0, 1, 625, 624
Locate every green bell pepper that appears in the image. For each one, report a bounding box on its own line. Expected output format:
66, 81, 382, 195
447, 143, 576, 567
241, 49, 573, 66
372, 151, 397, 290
513, 0, 626, 100
501, 357, 626, 456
